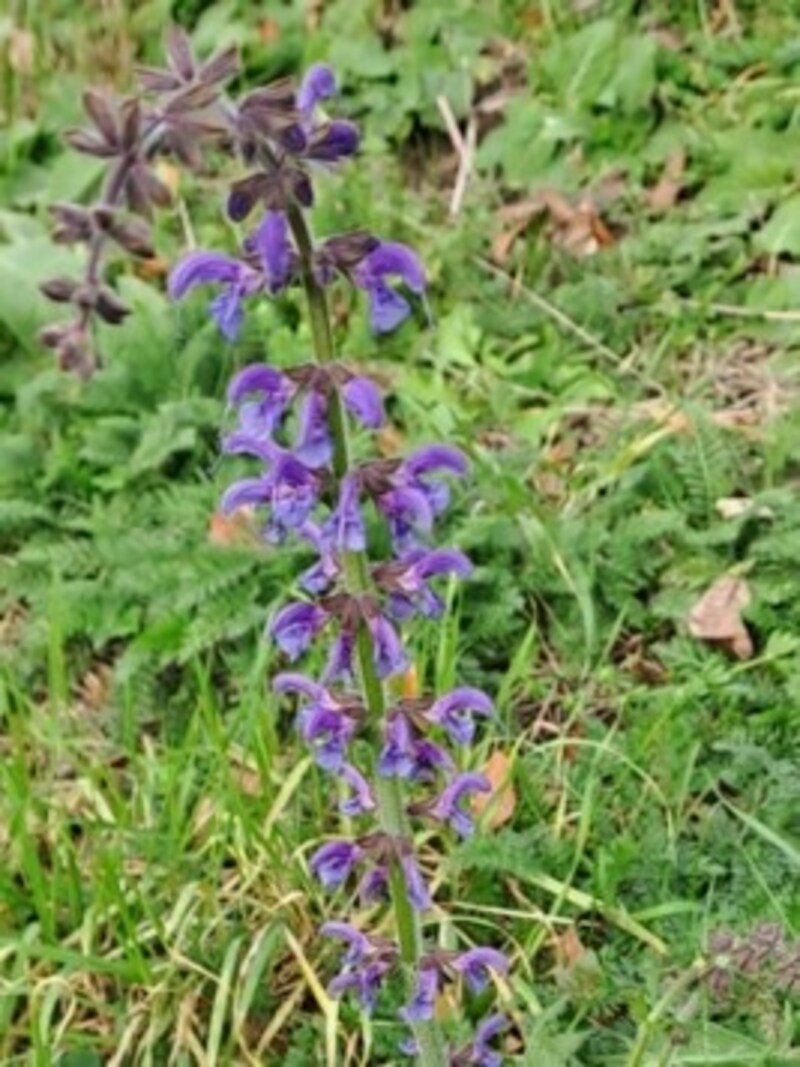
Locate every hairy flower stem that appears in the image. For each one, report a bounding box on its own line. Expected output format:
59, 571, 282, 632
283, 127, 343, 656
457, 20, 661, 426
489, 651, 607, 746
287, 201, 448, 1067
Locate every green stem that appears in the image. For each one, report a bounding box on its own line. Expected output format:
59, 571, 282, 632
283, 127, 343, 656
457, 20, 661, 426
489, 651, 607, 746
286, 202, 448, 1067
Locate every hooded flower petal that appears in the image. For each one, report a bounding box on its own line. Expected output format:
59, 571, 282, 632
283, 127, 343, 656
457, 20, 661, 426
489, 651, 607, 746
452, 948, 509, 995
401, 853, 431, 912
378, 714, 416, 778
294, 390, 333, 469
426, 686, 494, 746
307, 120, 360, 162
299, 705, 355, 771
342, 375, 384, 429
220, 476, 272, 515
320, 921, 370, 965
310, 839, 363, 888
227, 363, 290, 407
323, 473, 366, 552
168, 250, 247, 298
429, 772, 491, 837
339, 763, 376, 816
209, 286, 246, 340
400, 965, 439, 1023
270, 602, 328, 659
458, 1013, 507, 1067
353, 241, 427, 335
298, 63, 336, 116
273, 671, 327, 702
358, 864, 390, 904
252, 210, 292, 293
297, 520, 340, 593
324, 628, 356, 683
368, 614, 408, 678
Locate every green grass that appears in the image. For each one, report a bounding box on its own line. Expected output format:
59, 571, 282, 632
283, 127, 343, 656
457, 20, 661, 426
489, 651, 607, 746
2, 0, 800, 1063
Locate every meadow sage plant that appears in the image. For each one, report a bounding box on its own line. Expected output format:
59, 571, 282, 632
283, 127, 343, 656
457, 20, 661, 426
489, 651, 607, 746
45, 31, 511, 1064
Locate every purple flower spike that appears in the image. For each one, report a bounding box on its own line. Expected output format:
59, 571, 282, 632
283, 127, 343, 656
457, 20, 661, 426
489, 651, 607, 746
320, 921, 371, 965
324, 474, 366, 552
339, 764, 376, 816
401, 853, 432, 912
298, 64, 337, 116
400, 965, 439, 1023
426, 687, 494, 746
309, 839, 362, 888
430, 772, 491, 838
368, 614, 408, 678
354, 242, 427, 335
251, 211, 292, 293
270, 602, 328, 659
342, 375, 385, 429
453, 948, 509, 995
378, 714, 416, 779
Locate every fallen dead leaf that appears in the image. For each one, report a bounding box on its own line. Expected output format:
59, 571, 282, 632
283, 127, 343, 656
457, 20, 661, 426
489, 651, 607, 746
473, 750, 517, 830
646, 150, 686, 214
491, 189, 616, 264
208, 507, 258, 546
554, 925, 587, 969
688, 575, 753, 659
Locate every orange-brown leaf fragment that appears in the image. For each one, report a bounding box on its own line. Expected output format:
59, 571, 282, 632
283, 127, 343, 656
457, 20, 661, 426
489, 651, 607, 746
688, 575, 753, 659
646, 150, 686, 214
473, 750, 517, 830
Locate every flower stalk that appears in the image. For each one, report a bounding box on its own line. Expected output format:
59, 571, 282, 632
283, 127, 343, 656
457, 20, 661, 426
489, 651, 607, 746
287, 198, 448, 1066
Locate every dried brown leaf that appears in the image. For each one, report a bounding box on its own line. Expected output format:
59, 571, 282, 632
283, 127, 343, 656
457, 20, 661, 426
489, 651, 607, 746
646, 150, 686, 214
472, 750, 517, 830
688, 575, 753, 659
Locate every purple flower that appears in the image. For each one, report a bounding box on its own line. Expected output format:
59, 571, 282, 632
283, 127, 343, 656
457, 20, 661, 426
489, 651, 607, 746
297, 521, 340, 594
385, 548, 473, 620
323, 473, 366, 552
168, 250, 261, 340
270, 602, 329, 659
378, 714, 416, 778
307, 120, 360, 163
309, 839, 363, 888
354, 241, 427, 334
298, 64, 336, 117
373, 444, 469, 549
323, 628, 356, 683
249, 211, 292, 293
425, 687, 494, 746
220, 449, 321, 539
456, 1014, 507, 1067
403, 444, 469, 516
358, 864, 390, 904
429, 772, 491, 838
273, 672, 356, 770
227, 363, 293, 437
367, 613, 408, 678
400, 965, 439, 1023
320, 921, 371, 965
294, 390, 333, 469
408, 738, 454, 783
299, 705, 356, 771
401, 853, 432, 912
452, 948, 509, 995
342, 375, 384, 429
328, 959, 392, 1014
339, 763, 376, 816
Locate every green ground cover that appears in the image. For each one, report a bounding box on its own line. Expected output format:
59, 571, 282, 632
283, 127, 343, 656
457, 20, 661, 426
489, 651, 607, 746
1, 1, 799, 1062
